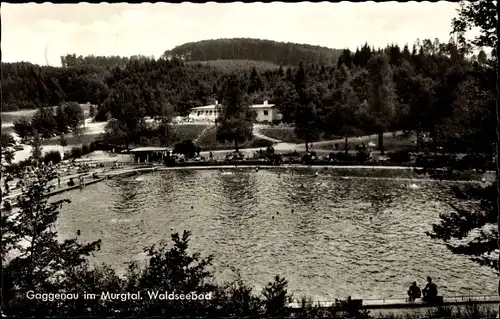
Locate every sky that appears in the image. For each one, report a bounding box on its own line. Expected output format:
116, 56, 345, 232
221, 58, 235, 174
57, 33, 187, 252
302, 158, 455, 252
2, 1, 473, 67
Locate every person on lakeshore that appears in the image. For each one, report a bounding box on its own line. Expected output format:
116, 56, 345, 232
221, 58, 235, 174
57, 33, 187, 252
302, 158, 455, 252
422, 276, 438, 302
344, 295, 360, 317
4, 180, 9, 195
407, 281, 421, 301
57, 176, 61, 188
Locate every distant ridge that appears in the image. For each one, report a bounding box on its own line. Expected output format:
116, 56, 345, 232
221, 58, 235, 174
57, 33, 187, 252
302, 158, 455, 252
163, 38, 342, 66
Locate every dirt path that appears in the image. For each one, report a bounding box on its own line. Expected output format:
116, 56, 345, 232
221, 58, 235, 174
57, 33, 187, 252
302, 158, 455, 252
193, 124, 215, 144
197, 131, 406, 159
252, 124, 282, 143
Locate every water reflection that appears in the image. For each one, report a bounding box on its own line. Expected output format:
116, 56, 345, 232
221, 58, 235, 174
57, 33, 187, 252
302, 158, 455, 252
52, 169, 496, 300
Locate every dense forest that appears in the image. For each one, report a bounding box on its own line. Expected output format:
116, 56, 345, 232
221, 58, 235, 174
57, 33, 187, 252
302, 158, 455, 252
2, 35, 494, 154
163, 38, 343, 66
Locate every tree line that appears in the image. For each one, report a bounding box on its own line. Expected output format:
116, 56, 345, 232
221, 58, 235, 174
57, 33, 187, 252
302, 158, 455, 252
60, 53, 154, 68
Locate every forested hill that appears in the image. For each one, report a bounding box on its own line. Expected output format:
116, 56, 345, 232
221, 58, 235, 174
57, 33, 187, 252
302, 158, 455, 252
163, 38, 343, 66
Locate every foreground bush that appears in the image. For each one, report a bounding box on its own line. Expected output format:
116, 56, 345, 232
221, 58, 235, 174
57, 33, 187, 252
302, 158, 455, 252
388, 148, 411, 164
64, 143, 96, 159
42, 150, 62, 165
173, 139, 199, 158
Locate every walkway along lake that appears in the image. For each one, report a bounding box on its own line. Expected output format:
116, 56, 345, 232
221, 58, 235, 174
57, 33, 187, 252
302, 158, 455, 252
51, 168, 496, 301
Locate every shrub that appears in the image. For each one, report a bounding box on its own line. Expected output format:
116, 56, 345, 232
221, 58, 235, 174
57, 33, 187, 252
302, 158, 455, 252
81, 144, 90, 155
328, 152, 356, 162
388, 148, 411, 164
455, 154, 489, 171
425, 305, 453, 318
281, 151, 298, 157
66, 144, 94, 160
70, 147, 82, 159
1, 133, 15, 147
42, 150, 62, 165
416, 154, 457, 169
262, 276, 293, 317
173, 139, 197, 158
248, 138, 274, 149
356, 149, 371, 163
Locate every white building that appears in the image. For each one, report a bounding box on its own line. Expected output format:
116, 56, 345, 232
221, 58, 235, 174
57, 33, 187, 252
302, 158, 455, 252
189, 100, 282, 123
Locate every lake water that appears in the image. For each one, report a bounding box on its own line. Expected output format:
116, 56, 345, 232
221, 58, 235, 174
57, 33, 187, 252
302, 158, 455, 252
52, 168, 496, 301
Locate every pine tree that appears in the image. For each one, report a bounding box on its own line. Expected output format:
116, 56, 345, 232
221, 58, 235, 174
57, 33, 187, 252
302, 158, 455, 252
30, 131, 43, 163
366, 54, 396, 155
216, 74, 256, 152
1, 167, 101, 316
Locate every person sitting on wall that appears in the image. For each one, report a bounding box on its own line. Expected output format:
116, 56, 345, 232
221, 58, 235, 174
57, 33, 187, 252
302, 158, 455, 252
68, 178, 75, 187
407, 282, 421, 301
422, 276, 438, 302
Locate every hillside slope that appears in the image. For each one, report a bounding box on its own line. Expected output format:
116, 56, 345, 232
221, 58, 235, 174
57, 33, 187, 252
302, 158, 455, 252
164, 38, 342, 66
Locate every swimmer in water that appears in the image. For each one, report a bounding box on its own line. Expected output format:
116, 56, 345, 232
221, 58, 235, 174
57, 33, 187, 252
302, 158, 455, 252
77, 229, 81, 236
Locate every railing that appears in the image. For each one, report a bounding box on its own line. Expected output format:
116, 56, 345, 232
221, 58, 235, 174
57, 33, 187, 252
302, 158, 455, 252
288, 294, 500, 310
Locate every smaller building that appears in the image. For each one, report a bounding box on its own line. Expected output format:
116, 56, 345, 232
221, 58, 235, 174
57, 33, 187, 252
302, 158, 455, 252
129, 147, 171, 164
252, 100, 282, 123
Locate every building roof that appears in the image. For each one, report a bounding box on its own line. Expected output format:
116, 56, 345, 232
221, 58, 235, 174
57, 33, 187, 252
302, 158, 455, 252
251, 104, 276, 108
191, 105, 222, 110
191, 104, 276, 111
130, 147, 170, 152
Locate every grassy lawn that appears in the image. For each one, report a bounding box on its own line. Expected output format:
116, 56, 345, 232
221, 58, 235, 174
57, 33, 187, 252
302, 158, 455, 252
258, 127, 298, 143
197, 126, 273, 151
170, 124, 209, 144
1, 104, 92, 124
2, 111, 38, 123
259, 126, 341, 144
319, 133, 417, 152
41, 133, 102, 146
1, 126, 15, 135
